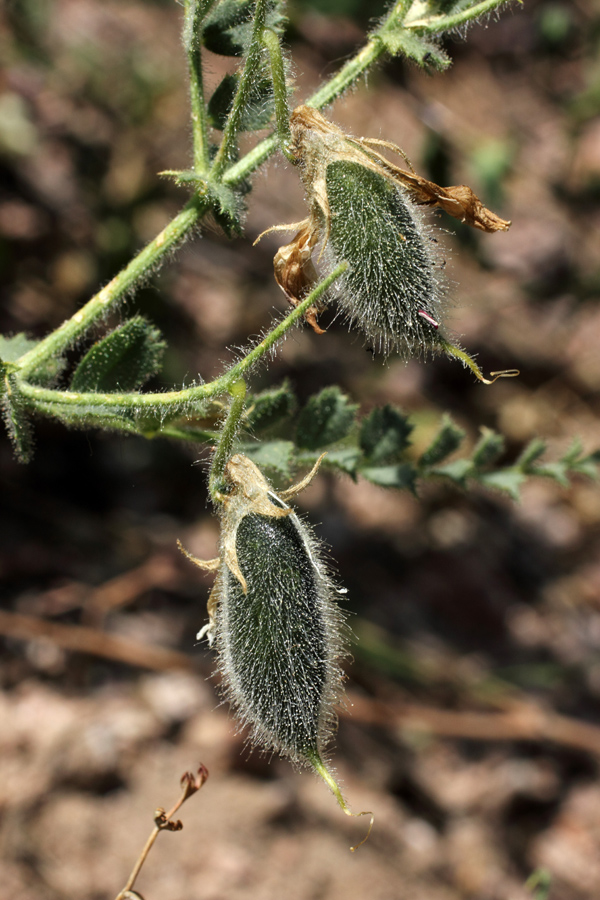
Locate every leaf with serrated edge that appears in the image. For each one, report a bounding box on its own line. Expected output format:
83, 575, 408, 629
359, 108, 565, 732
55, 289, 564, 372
478, 469, 525, 500
431, 458, 473, 484
472, 428, 505, 469
360, 463, 416, 491
517, 438, 547, 470
244, 383, 295, 433
0, 333, 39, 363
322, 447, 361, 476
360, 405, 413, 465
420, 416, 466, 468
296, 387, 357, 451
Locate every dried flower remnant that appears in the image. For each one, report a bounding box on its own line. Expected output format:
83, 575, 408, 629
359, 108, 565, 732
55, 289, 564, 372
257, 106, 515, 382
179, 453, 372, 849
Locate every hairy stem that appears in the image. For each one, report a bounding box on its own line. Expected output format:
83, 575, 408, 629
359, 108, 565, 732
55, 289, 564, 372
406, 0, 513, 33
17, 265, 348, 422
17, 196, 208, 378
210, 0, 270, 179
184, 0, 212, 173
263, 28, 294, 161
209, 380, 247, 498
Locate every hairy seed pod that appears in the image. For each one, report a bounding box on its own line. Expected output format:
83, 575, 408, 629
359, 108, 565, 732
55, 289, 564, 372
217, 498, 345, 762
256, 106, 517, 382
179, 454, 372, 849
324, 158, 443, 356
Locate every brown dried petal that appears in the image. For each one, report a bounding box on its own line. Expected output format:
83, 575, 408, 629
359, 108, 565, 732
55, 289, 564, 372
273, 219, 326, 333
395, 172, 511, 233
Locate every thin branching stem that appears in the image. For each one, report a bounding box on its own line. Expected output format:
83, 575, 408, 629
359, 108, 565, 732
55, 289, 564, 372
17, 196, 208, 378
115, 767, 208, 900
210, 0, 270, 179
185, 0, 212, 173
17, 265, 348, 423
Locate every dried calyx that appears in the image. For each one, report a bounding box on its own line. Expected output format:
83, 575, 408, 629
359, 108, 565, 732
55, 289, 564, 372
257, 105, 516, 383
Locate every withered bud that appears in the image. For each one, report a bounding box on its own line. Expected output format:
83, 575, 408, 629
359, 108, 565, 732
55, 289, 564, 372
272, 219, 325, 333
180, 763, 209, 798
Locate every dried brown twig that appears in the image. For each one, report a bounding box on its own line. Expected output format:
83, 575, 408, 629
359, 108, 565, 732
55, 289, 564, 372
4, 601, 600, 760
0, 609, 194, 671
115, 765, 208, 900
346, 693, 600, 758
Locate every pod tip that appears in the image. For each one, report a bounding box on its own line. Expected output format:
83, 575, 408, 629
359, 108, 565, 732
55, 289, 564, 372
307, 750, 374, 852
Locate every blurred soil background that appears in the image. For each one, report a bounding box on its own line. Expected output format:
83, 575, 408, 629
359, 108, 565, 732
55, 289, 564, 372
2, 0, 600, 897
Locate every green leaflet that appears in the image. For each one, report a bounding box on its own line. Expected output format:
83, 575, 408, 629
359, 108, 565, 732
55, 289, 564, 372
202, 0, 284, 56
207, 72, 275, 131
360, 404, 413, 465
296, 386, 357, 450
0, 333, 39, 363
70, 317, 165, 393
419, 415, 466, 467
243, 381, 295, 433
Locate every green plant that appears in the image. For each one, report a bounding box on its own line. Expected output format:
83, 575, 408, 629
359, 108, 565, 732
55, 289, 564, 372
2, 0, 599, 842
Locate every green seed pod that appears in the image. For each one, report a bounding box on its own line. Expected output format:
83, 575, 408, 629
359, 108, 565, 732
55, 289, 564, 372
184, 453, 346, 762
179, 454, 372, 849
258, 106, 517, 383
217, 500, 345, 763
324, 158, 444, 357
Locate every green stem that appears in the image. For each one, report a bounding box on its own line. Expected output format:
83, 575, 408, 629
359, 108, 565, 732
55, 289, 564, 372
405, 0, 513, 33
209, 379, 247, 498
185, 0, 211, 173
263, 28, 294, 161
305, 748, 374, 853
11, 0, 510, 396
222, 134, 279, 187
222, 0, 408, 182
306, 0, 407, 110
159, 425, 221, 443
210, 0, 269, 179
17, 264, 348, 421
18, 195, 208, 378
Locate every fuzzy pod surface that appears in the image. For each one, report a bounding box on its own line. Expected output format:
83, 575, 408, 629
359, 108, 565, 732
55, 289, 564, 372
324, 160, 445, 357
268, 106, 511, 374
217, 506, 345, 763
188, 454, 347, 769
